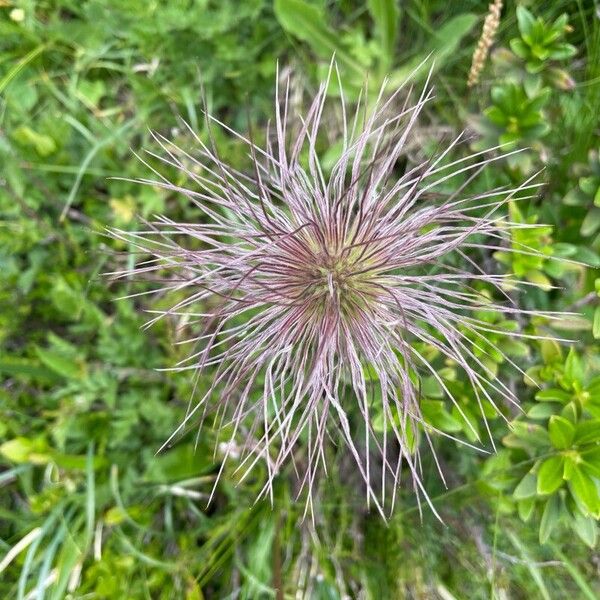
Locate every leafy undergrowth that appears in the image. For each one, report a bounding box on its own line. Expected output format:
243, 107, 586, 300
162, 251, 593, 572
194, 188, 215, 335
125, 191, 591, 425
1, 1, 599, 598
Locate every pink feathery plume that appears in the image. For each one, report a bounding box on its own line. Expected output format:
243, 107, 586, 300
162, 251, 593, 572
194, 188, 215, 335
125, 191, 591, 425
107, 63, 569, 519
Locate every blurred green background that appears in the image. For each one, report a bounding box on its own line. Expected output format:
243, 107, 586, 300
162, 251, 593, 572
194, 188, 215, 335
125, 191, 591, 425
1, 1, 600, 598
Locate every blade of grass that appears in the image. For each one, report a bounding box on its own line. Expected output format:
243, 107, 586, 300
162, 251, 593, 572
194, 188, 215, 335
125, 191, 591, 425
552, 546, 597, 600
506, 531, 551, 600
60, 118, 136, 222
0, 44, 48, 95
0, 528, 43, 575
18, 510, 60, 600
85, 443, 95, 545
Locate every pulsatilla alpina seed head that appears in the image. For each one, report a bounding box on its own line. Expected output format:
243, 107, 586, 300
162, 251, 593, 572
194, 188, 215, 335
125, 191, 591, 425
108, 64, 567, 518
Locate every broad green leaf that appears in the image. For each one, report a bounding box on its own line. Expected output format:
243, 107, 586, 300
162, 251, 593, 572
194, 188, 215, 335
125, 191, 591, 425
510, 38, 529, 59
539, 495, 560, 544
12, 125, 56, 157
526, 270, 552, 290
518, 497, 536, 522
549, 315, 593, 331
504, 422, 550, 450
516, 6, 536, 40
49, 451, 105, 471
386, 14, 477, 88
535, 388, 571, 403
569, 467, 600, 516
571, 510, 598, 548
527, 403, 557, 419
35, 347, 85, 380
560, 401, 578, 424
0, 437, 50, 465
548, 415, 575, 449
588, 376, 600, 400
451, 404, 480, 442
564, 347, 584, 386
514, 472, 537, 499
575, 421, 600, 445
0, 355, 61, 383
420, 376, 443, 398
367, 0, 400, 65
580, 176, 598, 195
421, 400, 462, 432
581, 208, 600, 237
581, 447, 600, 478
563, 455, 577, 480
537, 455, 564, 495
540, 339, 562, 363
274, 0, 363, 76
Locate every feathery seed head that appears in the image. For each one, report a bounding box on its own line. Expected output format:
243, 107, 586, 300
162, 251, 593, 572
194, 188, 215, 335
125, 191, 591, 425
108, 64, 566, 518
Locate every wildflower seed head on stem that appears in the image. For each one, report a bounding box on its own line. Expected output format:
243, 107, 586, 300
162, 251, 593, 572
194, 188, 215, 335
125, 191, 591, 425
107, 62, 568, 519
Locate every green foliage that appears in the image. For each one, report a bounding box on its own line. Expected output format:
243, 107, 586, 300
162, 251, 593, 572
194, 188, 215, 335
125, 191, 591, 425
511, 7, 576, 75
1, 1, 599, 598
275, 0, 476, 95
485, 84, 551, 149
564, 149, 600, 239
493, 200, 556, 289
484, 346, 600, 547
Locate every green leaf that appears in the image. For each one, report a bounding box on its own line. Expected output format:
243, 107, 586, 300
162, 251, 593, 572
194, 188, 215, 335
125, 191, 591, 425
571, 510, 598, 548
0, 43, 47, 95
367, 0, 400, 65
525, 270, 552, 290
386, 14, 477, 88
274, 0, 362, 76
518, 497, 536, 522
581, 447, 600, 477
504, 422, 550, 450
537, 455, 564, 495
516, 6, 536, 40
451, 404, 480, 442
548, 415, 575, 449
569, 467, 600, 516
552, 547, 598, 600
564, 348, 584, 386
593, 307, 600, 340
535, 388, 571, 403
527, 403, 557, 419
540, 339, 563, 363
510, 38, 529, 59
587, 376, 600, 400
560, 401, 578, 424
0, 355, 61, 384
539, 495, 560, 544
579, 176, 598, 195
49, 533, 83, 600
507, 531, 552, 600
421, 400, 462, 433
575, 421, 600, 446
550, 43, 577, 60
514, 472, 537, 499
0, 437, 50, 464
12, 125, 56, 157
35, 346, 85, 380
143, 444, 213, 483
563, 455, 577, 480
581, 208, 600, 237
